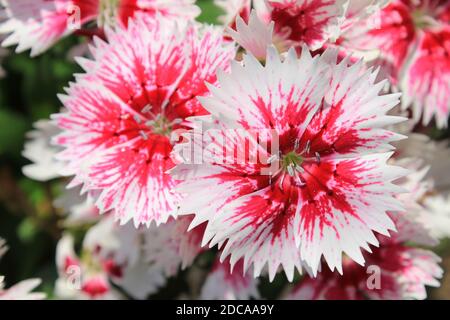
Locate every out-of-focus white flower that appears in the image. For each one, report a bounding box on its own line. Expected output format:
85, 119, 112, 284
53, 186, 100, 226
83, 217, 166, 299
0, 238, 45, 300
78, 214, 205, 299
200, 258, 259, 300
422, 194, 450, 240
22, 119, 65, 181
143, 216, 205, 277
55, 233, 124, 299
391, 125, 450, 241
215, 0, 251, 26
227, 10, 274, 60
394, 133, 450, 191
0, 278, 46, 300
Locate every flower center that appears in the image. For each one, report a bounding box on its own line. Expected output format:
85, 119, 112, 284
98, 0, 120, 27
282, 151, 304, 174
136, 105, 182, 139
149, 114, 174, 136
267, 140, 322, 189
411, 9, 437, 30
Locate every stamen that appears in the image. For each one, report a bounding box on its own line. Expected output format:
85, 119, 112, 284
171, 118, 183, 125
294, 174, 305, 187
133, 114, 142, 124
141, 105, 152, 114
139, 130, 148, 140
315, 152, 321, 164
294, 138, 300, 151
287, 165, 295, 177
279, 173, 286, 189
300, 140, 310, 155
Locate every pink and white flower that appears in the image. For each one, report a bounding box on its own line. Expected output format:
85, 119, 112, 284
227, 10, 275, 60
55, 233, 124, 299
215, 0, 251, 27
254, 0, 348, 51
0, 0, 99, 56
0, 0, 200, 56
82, 218, 167, 299
287, 214, 442, 300
172, 47, 407, 280
53, 17, 235, 226
401, 26, 450, 128
56, 223, 170, 300
342, 0, 450, 127
80, 215, 204, 298
200, 258, 259, 300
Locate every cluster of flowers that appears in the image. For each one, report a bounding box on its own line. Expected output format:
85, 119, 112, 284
1, 0, 449, 300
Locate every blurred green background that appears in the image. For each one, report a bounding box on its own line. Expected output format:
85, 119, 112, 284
0, 0, 449, 299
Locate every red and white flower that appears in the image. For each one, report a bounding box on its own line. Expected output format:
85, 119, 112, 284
227, 10, 275, 60
83, 217, 167, 299
171, 47, 407, 280
401, 26, 450, 128
80, 215, 204, 298
287, 214, 442, 300
200, 258, 259, 300
53, 17, 235, 226
215, 0, 251, 27
0, 0, 99, 56
55, 234, 117, 299
342, 0, 450, 128
254, 0, 348, 51
0, 0, 200, 56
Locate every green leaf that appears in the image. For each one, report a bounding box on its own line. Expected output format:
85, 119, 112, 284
17, 218, 38, 243
196, 0, 224, 24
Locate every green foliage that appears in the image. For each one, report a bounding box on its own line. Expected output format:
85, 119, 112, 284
196, 0, 224, 24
